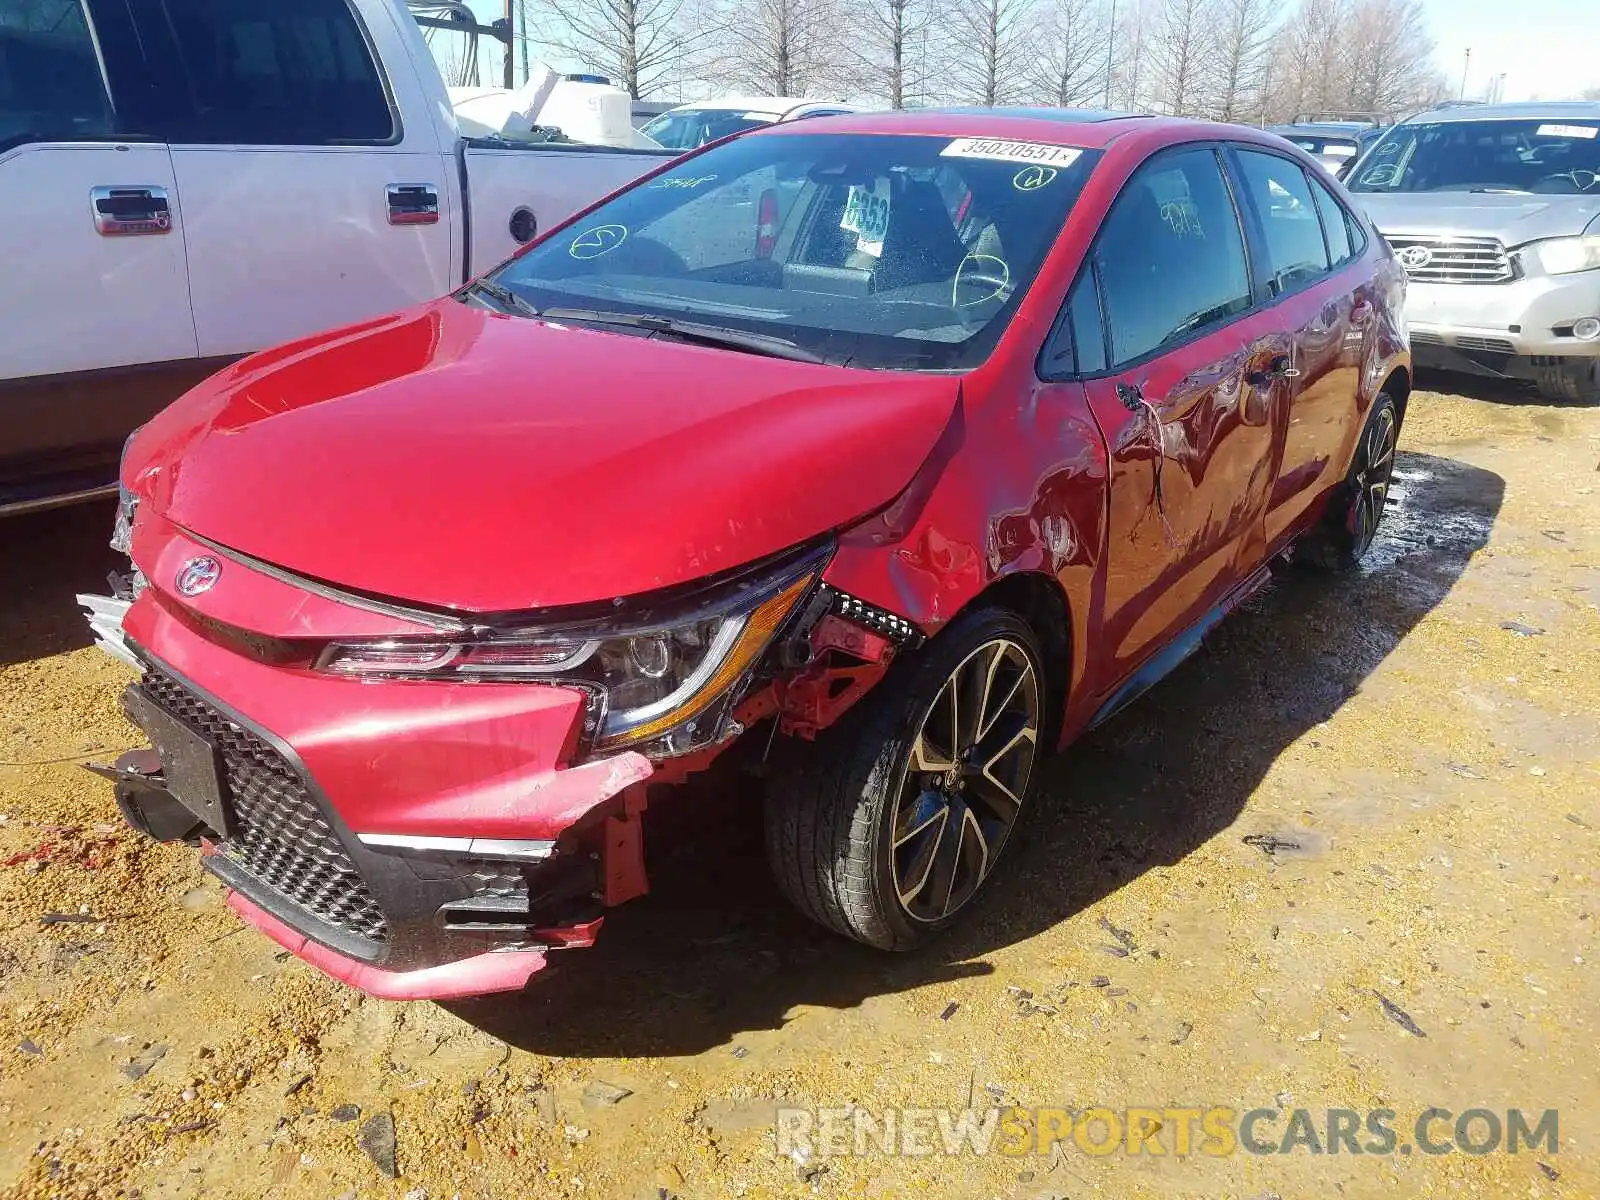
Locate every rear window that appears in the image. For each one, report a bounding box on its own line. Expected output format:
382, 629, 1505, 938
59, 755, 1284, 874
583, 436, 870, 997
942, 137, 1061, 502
642, 109, 770, 150
0, 0, 112, 152
157, 0, 393, 145
1235, 150, 1330, 294
489, 132, 1101, 371
1350, 118, 1600, 195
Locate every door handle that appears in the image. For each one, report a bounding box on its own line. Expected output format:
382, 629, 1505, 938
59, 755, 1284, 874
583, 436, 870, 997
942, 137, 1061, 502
91, 186, 171, 236
387, 183, 440, 226
1247, 354, 1298, 386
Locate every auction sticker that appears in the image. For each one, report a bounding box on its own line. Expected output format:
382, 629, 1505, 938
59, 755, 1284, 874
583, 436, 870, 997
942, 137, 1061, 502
942, 138, 1083, 167
1536, 123, 1598, 139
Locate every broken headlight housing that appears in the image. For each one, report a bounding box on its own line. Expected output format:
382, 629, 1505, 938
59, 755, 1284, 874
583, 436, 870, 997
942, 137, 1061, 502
316, 546, 830, 757
110, 425, 146, 556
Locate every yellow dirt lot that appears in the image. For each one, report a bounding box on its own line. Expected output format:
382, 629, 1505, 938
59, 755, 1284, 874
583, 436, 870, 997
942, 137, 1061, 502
1, 381, 1596, 1200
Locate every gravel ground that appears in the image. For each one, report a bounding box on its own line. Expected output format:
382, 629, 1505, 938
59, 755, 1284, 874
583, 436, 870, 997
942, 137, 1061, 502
1, 379, 1596, 1200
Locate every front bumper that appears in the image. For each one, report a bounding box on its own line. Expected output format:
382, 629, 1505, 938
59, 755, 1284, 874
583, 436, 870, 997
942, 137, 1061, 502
78, 544, 657, 999
1406, 273, 1600, 359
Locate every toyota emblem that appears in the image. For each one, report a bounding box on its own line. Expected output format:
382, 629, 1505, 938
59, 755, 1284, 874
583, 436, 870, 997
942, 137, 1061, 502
175, 556, 221, 597
1398, 245, 1433, 271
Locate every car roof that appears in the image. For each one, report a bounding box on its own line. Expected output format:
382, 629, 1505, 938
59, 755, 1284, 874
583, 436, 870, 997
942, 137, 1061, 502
1404, 101, 1600, 125
1267, 123, 1363, 140
663, 96, 841, 118
752, 106, 1164, 149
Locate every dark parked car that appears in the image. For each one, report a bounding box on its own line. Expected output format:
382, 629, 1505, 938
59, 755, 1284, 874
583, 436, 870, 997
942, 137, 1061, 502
1266, 121, 1372, 177
83, 108, 1410, 999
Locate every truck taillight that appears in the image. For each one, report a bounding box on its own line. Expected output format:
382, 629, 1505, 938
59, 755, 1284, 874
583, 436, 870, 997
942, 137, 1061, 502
755, 189, 779, 259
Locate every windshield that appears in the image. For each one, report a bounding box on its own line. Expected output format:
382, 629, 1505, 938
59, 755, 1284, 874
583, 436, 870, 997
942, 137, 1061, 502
640, 109, 771, 150
486, 132, 1100, 371
1349, 119, 1600, 195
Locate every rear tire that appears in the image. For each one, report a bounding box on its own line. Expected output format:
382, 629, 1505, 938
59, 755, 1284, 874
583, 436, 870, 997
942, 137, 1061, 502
1298, 392, 1399, 572
764, 607, 1046, 951
1532, 358, 1600, 404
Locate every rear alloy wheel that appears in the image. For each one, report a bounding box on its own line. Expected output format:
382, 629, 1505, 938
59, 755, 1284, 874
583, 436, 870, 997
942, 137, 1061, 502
765, 608, 1045, 950
1299, 392, 1398, 572
1532, 358, 1600, 404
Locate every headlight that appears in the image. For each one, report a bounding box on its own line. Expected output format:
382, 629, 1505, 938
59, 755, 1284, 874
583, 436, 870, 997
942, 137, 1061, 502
317, 547, 830, 757
1528, 236, 1600, 276
109, 425, 145, 555
110, 486, 138, 555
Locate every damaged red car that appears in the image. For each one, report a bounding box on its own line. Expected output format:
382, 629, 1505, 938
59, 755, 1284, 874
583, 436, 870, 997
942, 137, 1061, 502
81, 109, 1410, 1000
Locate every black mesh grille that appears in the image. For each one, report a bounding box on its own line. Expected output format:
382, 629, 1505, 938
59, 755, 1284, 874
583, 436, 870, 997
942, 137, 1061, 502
139, 668, 389, 945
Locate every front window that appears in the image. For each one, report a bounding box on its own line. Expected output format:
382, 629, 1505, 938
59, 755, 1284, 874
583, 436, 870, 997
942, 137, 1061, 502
0, 0, 113, 152
640, 109, 770, 150
486, 132, 1101, 371
1349, 119, 1600, 195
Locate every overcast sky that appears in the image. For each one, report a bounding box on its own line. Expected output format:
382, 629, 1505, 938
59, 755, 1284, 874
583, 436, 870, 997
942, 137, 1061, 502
459, 0, 1598, 103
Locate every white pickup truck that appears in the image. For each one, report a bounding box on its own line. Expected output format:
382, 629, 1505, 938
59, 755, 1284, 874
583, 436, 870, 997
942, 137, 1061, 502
0, 0, 674, 515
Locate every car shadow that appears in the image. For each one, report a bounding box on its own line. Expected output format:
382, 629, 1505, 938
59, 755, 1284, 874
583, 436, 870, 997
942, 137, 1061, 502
450, 449, 1504, 1057
0, 500, 122, 668
1415, 367, 1571, 408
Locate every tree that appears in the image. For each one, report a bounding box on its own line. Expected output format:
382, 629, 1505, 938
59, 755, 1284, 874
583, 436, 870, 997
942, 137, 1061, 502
1263, 0, 1347, 120
942, 0, 1035, 106
1210, 0, 1276, 122
845, 0, 932, 108
1029, 0, 1113, 109
710, 0, 851, 96
1111, 0, 1155, 110
1147, 0, 1213, 116
535, 0, 705, 97
1340, 0, 1443, 115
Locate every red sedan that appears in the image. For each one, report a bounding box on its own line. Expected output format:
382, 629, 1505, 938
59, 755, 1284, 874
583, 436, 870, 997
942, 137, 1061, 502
83, 109, 1409, 1000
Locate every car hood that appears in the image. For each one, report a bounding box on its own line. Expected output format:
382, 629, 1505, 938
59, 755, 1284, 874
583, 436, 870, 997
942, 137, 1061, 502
1356, 191, 1600, 247
126, 300, 961, 613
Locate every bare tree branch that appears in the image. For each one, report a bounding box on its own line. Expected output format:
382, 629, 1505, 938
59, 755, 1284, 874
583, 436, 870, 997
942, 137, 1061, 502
535, 0, 709, 97
1027, 0, 1112, 108
1210, 0, 1276, 121
938, 0, 1035, 106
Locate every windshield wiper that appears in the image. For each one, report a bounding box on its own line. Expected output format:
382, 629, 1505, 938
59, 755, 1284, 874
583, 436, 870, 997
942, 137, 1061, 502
535, 307, 828, 364
463, 278, 541, 316
1468, 187, 1533, 195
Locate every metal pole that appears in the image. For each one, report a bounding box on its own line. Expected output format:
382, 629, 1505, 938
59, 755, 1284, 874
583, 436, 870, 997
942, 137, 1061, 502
504, 0, 514, 89
1104, 0, 1117, 108
1458, 48, 1470, 101
519, 0, 528, 85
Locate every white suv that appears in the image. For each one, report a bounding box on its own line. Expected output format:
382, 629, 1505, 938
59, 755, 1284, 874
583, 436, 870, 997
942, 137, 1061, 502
1350, 102, 1600, 402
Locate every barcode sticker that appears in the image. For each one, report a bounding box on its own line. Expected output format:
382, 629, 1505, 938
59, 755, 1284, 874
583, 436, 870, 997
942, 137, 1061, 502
1536, 124, 1598, 139
941, 138, 1083, 167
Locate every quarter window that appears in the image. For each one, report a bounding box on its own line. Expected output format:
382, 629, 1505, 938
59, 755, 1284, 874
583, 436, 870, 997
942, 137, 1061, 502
1235, 150, 1331, 294
1093, 147, 1253, 367
0, 1, 113, 151
1309, 177, 1354, 265
158, 0, 393, 145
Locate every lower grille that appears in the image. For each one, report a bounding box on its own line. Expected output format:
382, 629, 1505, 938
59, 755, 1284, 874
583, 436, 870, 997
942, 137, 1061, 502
140, 668, 389, 945
1456, 335, 1516, 355
1387, 234, 1514, 284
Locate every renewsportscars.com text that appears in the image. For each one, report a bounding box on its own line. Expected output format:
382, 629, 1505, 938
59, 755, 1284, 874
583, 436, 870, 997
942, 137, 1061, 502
776, 1105, 1559, 1159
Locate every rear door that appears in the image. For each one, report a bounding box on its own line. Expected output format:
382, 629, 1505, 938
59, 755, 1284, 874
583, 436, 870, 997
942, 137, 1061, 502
1051, 145, 1278, 690
1228, 147, 1368, 546
0, 0, 198, 482
142, 0, 456, 359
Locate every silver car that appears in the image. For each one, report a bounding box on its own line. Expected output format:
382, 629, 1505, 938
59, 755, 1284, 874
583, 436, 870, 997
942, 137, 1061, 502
1349, 102, 1600, 402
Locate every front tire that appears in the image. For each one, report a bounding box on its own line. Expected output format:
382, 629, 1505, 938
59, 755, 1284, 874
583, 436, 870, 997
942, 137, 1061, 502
1298, 392, 1399, 572
1532, 357, 1599, 404
764, 607, 1046, 951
